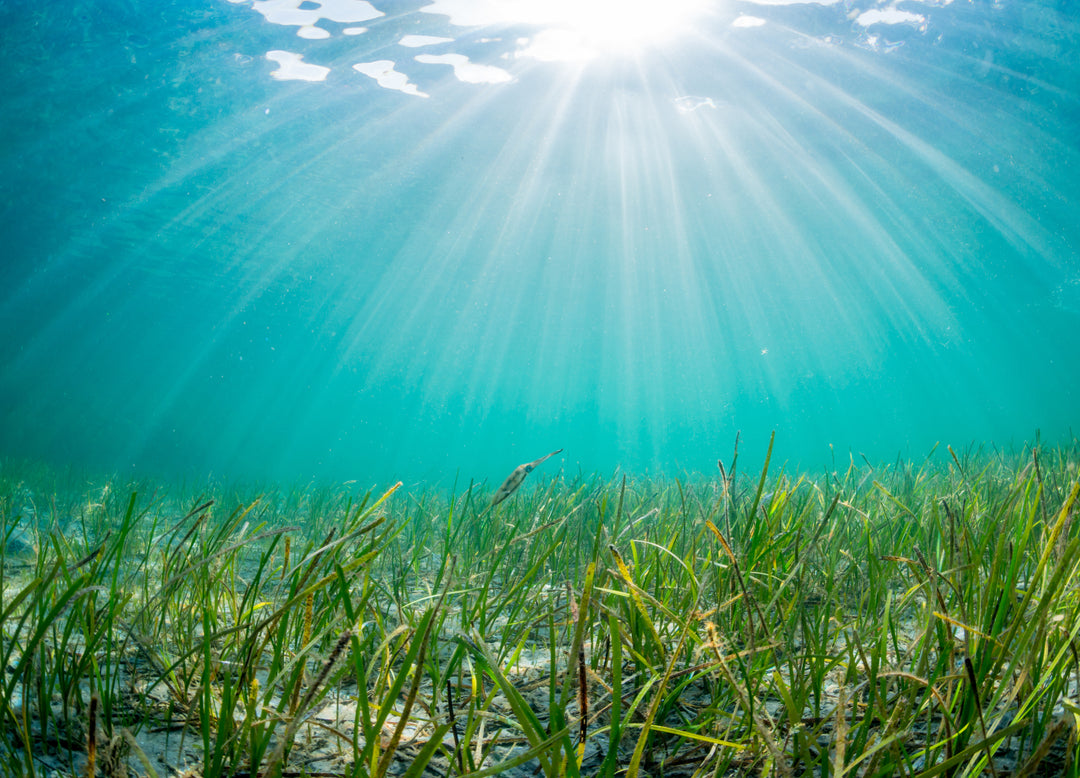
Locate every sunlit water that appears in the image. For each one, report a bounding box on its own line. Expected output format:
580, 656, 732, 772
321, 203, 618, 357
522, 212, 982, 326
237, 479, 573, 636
0, 0, 1077, 485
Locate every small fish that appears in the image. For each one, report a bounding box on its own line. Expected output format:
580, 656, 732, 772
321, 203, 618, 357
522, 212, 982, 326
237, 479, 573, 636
490, 449, 564, 508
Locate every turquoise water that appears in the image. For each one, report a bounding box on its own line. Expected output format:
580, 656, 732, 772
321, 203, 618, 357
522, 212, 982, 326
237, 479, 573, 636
0, 0, 1077, 485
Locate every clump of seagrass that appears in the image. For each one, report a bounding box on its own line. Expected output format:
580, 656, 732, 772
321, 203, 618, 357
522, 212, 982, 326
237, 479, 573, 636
375, 560, 453, 778
85, 694, 158, 778
263, 627, 354, 778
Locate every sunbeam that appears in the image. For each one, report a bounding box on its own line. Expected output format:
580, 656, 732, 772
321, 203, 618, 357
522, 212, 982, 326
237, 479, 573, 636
0, 0, 1076, 481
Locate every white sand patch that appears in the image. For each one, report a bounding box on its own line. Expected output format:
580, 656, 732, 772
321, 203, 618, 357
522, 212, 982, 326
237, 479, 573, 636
414, 53, 513, 84
856, 8, 926, 26
354, 60, 430, 97
251, 0, 383, 31
266, 50, 331, 81
732, 15, 766, 27
399, 34, 454, 47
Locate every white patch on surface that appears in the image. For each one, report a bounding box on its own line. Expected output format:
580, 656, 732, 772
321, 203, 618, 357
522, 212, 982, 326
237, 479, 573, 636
399, 34, 454, 47
420, 0, 705, 55
732, 15, 766, 27
297, 24, 331, 39
353, 60, 430, 97
855, 8, 926, 26
414, 53, 513, 83
266, 50, 331, 81
343, 26, 368, 35
251, 0, 383, 30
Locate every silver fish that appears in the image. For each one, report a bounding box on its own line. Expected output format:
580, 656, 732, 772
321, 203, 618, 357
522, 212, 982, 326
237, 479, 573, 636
490, 449, 564, 508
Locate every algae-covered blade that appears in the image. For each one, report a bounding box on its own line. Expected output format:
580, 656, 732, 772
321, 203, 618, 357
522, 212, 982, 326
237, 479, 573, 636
490, 449, 564, 508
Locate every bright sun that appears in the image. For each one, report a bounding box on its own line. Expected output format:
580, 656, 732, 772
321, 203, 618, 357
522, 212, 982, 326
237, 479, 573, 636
547, 0, 706, 51
423, 0, 707, 60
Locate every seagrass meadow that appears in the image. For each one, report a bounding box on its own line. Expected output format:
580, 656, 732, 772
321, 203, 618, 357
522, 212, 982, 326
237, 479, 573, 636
3, 436, 1080, 778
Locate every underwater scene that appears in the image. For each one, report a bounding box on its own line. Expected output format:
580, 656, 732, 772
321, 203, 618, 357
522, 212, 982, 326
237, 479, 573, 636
2, 0, 1080, 775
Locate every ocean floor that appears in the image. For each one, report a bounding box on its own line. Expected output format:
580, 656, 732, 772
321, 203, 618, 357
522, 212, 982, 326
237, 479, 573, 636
3, 442, 1080, 776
